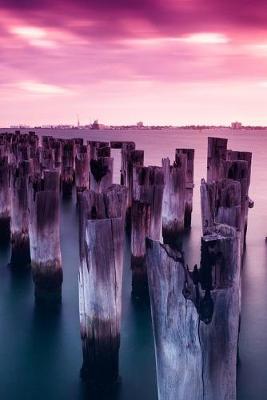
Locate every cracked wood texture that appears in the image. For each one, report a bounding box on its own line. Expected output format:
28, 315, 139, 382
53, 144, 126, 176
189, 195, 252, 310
207, 137, 228, 183
146, 239, 203, 400
90, 157, 113, 193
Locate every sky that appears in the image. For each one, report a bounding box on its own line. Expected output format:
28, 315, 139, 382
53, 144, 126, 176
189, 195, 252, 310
1, 0, 267, 126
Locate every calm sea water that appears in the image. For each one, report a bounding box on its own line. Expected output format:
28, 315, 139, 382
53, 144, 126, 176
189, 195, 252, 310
0, 127, 266, 399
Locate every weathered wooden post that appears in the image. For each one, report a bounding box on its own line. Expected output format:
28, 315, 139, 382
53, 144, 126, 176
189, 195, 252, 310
207, 137, 228, 183
75, 145, 89, 198
90, 157, 113, 193
176, 149, 195, 228
0, 156, 11, 241
146, 238, 203, 400
199, 224, 241, 400
28, 170, 62, 303
223, 159, 249, 252
78, 185, 126, 385
162, 156, 186, 245
61, 141, 75, 196
89, 141, 109, 161
10, 160, 31, 267
131, 166, 164, 297
200, 178, 241, 235
120, 142, 135, 186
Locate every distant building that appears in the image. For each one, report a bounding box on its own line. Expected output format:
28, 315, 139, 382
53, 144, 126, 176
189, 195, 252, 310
91, 120, 100, 129
231, 121, 242, 129
137, 121, 144, 128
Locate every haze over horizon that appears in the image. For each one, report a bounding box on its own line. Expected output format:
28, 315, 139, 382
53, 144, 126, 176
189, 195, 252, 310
1, 0, 267, 126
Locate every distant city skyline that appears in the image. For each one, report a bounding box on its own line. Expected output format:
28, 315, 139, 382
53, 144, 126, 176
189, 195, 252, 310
1, 1, 267, 126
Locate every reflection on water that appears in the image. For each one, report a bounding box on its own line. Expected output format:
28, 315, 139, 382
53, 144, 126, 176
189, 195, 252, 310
0, 128, 266, 399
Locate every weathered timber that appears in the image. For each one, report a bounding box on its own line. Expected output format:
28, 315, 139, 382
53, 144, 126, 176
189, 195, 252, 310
61, 141, 75, 196
176, 148, 195, 228
96, 146, 111, 158
90, 157, 113, 193
146, 239, 203, 400
10, 160, 32, 266
207, 137, 228, 183
75, 145, 89, 197
199, 224, 241, 400
120, 142, 136, 186
131, 166, 164, 297
200, 178, 241, 235
162, 155, 186, 244
79, 186, 126, 384
223, 159, 249, 252
0, 156, 11, 240
28, 170, 62, 303
89, 141, 109, 161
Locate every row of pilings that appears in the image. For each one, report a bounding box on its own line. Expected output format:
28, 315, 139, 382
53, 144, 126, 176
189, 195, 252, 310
0, 131, 253, 399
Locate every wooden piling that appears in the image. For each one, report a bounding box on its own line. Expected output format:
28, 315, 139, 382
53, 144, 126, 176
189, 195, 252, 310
199, 224, 241, 400
162, 156, 186, 245
10, 160, 31, 267
28, 170, 62, 303
75, 145, 89, 197
90, 157, 113, 193
131, 166, 164, 297
0, 156, 11, 241
78, 185, 126, 385
146, 238, 203, 400
207, 137, 228, 183
176, 149, 195, 228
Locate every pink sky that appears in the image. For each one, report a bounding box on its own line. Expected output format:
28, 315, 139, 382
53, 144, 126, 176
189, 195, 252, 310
1, 0, 267, 126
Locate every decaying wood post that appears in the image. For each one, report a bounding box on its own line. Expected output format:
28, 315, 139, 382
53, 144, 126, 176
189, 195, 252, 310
146, 224, 240, 400
146, 239, 203, 400
61, 141, 75, 196
162, 155, 186, 245
10, 160, 31, 267
89, 141, 109, 161
28, 170, 62, 303
200, 178, 241, 235
199, 224, 241, 400
90, 157, 113, 193
131, 166, 164, 297
120, 142, 135, 186
207, 137, 228, 183
78, 185, 126, 385
126, 150, 145, 209
176, 149, 195, 228
75, 145, 89, 197
223, 160, 249, 252
0, 156, 11, 241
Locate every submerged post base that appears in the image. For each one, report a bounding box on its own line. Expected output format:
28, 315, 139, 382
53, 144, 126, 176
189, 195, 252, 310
80, 334, 120, 386
131, 256, 148, 299
0, 216, 10, 243
32, 262, 63, 305
10, 233, 30, 267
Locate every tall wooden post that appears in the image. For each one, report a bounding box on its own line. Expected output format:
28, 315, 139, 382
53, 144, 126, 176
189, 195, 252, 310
199, 224, 241, 400
0, 156, 11, 241
162, 156, 186, 245
207, 137, 228, 183
78, 185, 126, 385
131, 166, 164, 297
28, 170, 62, 303
176, 149, 195, 228
75, 145, 89, 198
10, 160, 31, 267
146, 239, 203, 400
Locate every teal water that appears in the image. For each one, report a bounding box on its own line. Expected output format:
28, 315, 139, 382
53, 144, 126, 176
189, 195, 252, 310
0, 128, 266, 399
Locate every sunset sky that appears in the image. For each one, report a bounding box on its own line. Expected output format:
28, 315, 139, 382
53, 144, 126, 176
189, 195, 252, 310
1, 0, 267, 126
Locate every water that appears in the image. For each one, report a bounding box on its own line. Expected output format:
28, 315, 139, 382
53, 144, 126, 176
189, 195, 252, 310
0, 127, 266, 399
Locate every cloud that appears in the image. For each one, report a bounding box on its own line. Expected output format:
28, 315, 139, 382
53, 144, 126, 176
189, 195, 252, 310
18, 81, 71, 95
